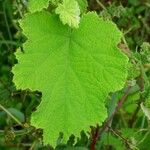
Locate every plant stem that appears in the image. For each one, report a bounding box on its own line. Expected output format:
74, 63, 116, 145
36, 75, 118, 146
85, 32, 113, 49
0, 104, 24, 127
95, 0, 106, 10
90, 86, 131, 150
90, 125, 99, 150
109, 128, 138, 150
100, 86, 131, 134
29, 141, 37, 150
0, 40, 20, 46
3, 2, 12, 41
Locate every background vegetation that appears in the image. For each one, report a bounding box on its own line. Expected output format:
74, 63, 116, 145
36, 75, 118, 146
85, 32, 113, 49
0, 0, 150, 149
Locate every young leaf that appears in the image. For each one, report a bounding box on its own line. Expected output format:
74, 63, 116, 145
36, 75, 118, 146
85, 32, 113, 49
12, 11, 128, 146
55, 0, 80, 28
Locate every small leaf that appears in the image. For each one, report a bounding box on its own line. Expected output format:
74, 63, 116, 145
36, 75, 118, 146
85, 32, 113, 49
55, 0, 80, 28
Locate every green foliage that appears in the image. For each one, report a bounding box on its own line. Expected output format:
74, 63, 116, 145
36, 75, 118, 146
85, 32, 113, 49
28, 0, 87, 28
55, 0, 80, 28
1, 0, 150, 149
141, 103, 150, 120
76, 0, 88, 14
28, 0, 50, 12
12, 10, 128, 146
102, 133, 124, 150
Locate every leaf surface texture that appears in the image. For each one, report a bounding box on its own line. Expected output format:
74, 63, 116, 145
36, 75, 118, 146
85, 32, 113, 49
13, 11, 128, 146
29, 0, 50, 12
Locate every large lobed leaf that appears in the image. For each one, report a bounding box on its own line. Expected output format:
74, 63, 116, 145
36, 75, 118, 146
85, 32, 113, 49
12, 11, 128, 146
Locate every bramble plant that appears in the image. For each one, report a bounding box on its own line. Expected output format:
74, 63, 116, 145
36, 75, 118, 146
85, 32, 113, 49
12, 0, 128, 147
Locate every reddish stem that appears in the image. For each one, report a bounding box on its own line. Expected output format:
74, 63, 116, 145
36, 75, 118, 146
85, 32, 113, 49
90, 86, 131, 150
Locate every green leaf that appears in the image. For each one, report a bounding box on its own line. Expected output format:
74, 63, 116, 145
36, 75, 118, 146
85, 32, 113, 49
103, 133, 124, 150
141, 103, 150, 120
55, 0, 80, 28
28, 0, 50, 12
12, 11, 128, 146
